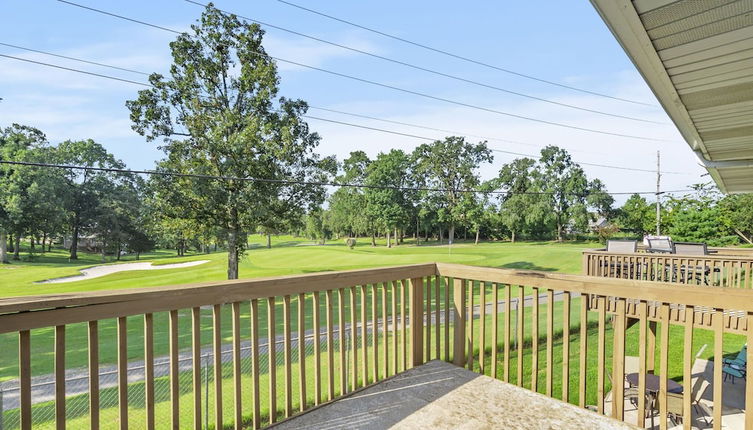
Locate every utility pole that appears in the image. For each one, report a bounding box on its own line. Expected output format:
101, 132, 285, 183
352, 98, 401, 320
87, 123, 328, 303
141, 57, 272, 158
656, 151, 661, 235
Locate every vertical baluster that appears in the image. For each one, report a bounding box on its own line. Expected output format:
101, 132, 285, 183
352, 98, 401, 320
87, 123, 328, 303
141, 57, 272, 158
298, 293, 307, 412
435, 275, 440, 360
144, 313, 155, 430
326, 290, 335, 401
712, 309, 723, 428
504, 284, 511, 383
546, 289, 554, 397
531, 287, 539, 392
401, 280, 407, 372
597, 296, 606, 414
452, 278, 466, 367
562, 292, 570, 403
659, 303, 670, 428
312, 292, 321, 405
192, 308, 201, 430
579, 295, 587, 408
491, 283, 499, 379
268, 298, 277, 424
19, 330, 31, 430
426, 276, 432, 360
410, 277, 425, 368
444, 277, 450, 362
479, 281, 486, 375
637, 301, 647, 426
381, 282, 388, 379
350, 286, 358, 391
517, 285, 525, 387
89, 321, 100, 430
117, 317, 128, 430
230, 304, 241, 428
337, 289, 346, 395
250, 299, 260, 430
212, 305, 223, 429
467, 280, 474, 371
371, 284, 378, 382
683, 306, 693, 430
55, 325, 66, 430
612, 299, 626, 421
168, 311, 179, 429
360, 285, 368, 383
283, 296, 292, 418
746, 312, 753, 430
392, 281, 398, 375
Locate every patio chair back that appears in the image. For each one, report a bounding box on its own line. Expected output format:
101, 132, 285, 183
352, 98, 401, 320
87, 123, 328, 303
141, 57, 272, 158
690, 378, 710, 403
606, 239, 637, 253
647, 237, 673, 253
673, 242, 708, 256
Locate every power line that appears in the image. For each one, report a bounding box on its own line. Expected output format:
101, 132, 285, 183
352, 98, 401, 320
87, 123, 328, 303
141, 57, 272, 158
0, 50, 693, 175
275, 0, 658, 107
0, 160, 691, 196
0, 42, 149, 75
303, 115, 694, 175
52, 0, 670, 142
0, 54, 150, 87
182, 0, 663, 125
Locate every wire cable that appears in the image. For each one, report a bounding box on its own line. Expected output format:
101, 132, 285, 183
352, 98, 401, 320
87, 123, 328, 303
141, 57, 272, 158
51, 0, 670, 142
0, 160, 691, 196
0, 52, 694, 175
0, 42, 150, 76
275, 0, 658, 107
182, 0, 663, 124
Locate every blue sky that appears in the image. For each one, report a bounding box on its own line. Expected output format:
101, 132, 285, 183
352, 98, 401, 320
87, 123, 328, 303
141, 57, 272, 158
0, 0, 708, 201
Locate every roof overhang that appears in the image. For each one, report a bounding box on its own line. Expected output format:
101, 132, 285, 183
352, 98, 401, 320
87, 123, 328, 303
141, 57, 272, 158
590, 0, 753, 194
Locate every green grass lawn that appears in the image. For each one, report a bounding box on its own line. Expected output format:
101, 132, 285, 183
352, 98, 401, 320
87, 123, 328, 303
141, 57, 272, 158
0, 237, 746, 429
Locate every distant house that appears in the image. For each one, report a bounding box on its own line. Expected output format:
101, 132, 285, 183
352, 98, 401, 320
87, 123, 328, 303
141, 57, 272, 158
589, 216, 610, 231
63, 235, 101, 252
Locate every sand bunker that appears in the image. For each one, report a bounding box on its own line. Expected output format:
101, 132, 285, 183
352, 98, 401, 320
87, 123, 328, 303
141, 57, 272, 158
37, 260, 210, 284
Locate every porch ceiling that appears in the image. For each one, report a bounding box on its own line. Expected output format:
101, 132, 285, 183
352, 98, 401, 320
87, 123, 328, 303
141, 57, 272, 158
591, 0, 753, 193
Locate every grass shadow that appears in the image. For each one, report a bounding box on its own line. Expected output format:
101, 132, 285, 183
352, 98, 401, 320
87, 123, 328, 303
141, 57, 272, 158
499, 261, 558, 272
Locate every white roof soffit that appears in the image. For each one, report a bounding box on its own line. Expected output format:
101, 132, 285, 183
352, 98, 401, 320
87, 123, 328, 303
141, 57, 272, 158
590, 0, 753, 194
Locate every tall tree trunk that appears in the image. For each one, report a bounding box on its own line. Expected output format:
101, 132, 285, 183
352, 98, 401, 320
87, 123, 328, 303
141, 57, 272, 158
475, 228, 480, 245
29, 236, 35, 257
41, 232, 47, 254
8, 233, 14, 253
136, 252, 141, 261
371, 232, 376, 247
386, 230, 391, 248
70, 215, 80, 260
227, 209, 240, 280
464, 228, 467, 241
266, 233, 272, 249
448, 224, 455, 245
425, 227, 429, 243
511, 231, 516, 243
0, 231, 7, 264
48, 237, 53, 252
116, 243, 122, 261
557, 222, 563, 242
416, 218, 420, 246
439, 228, 443, 244
13, 234, 20, 260
395, 227, 399, 246
100, 240, 106, 263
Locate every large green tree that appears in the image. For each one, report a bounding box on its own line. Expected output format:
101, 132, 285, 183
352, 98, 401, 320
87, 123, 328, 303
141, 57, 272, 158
719, 194, 753, 244
617, 194, 654, 235
413, 136, 492, 244
536, 146, 591, 241
364, 149, 413, 248
127, 5, 330, 279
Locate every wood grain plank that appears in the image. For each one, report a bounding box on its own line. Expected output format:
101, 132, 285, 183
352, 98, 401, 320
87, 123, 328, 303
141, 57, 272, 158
232, 302, 242, 428
19, 330, 31, 430
55, 325, 66, 430
491, 283, 499, 379
326, 290, 335, 401
298, 293, 307, 412
268, 298, 277, 424
562, 292, 570, 403
283, 296, 292, 418
452, 278, 466, 367
312, 291, 321, 405
250, 300, 260, 430
117, 317, 128, 430
192, 308, 201, 430
579, 295, 587, 408
144, 313, 155, 430
212, 305, 223, 430
88, 321, 100, 430
169, 310, 179, 430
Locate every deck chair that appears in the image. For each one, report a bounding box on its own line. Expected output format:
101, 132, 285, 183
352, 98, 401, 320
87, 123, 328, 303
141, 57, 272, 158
647, 237, 673, 253
603, 240, 638, 277
722, 345, 747, 383
689, 378, 712, 426
659, 392, 685, 427
672, 242, 715, 284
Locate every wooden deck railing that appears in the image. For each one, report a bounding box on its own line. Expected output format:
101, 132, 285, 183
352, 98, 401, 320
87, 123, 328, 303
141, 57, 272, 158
583, 248, 753, 288
1, 262, 752, 429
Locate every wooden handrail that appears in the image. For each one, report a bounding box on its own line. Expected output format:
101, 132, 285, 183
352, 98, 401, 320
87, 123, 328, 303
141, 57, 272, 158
4, 262, 753, 429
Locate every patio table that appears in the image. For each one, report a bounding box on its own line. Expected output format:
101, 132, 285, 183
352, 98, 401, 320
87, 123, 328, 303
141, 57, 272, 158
625, 373, 683, 394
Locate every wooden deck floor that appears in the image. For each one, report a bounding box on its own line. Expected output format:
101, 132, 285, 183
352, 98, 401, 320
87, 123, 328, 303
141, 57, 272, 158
271, 360, 637, 429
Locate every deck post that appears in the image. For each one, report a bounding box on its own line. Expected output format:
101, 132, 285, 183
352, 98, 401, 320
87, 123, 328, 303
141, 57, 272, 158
410, 277, 424, 367
452, 278, 466, 366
